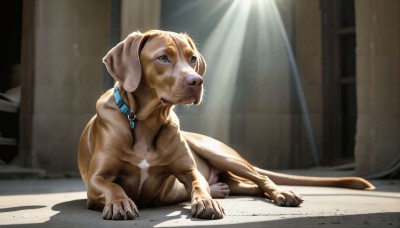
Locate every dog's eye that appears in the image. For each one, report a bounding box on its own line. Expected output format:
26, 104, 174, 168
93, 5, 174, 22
190, 56, 197, 64
157, 55, 169, 63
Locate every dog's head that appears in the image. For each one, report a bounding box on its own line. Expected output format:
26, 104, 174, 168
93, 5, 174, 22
103, 30, 206, 105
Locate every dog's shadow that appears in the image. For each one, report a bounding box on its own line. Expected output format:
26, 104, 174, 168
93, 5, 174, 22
43, 198, 400, 228
46, 199, 195, 227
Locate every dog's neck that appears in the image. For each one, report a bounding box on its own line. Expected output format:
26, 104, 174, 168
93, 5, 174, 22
116, 83, 173, 120
116, 83, 175, 149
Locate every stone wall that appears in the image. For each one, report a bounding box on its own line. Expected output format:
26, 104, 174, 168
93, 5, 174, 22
21, 0, 161, 175
120, 0, 161, 38
355, 0, 400, 176
28, 0, 110, 174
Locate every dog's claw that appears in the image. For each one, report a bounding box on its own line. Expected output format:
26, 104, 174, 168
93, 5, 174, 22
124, 209, 138, 220
191, 197, 224, 220
101, 198, 139, 220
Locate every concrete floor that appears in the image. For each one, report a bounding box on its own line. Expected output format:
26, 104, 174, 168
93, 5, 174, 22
0, 171, 399, 228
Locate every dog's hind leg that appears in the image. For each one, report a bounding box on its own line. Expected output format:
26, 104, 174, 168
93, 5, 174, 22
155, 175, 231, 204
217, 172, 262, 197
184, 132, 303, 206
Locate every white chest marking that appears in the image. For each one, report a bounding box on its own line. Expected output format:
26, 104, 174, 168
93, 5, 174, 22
138, 160, 150, 193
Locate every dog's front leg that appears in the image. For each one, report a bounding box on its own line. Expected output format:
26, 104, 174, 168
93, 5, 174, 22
167, 147, 225, 220
158, 125, 224, 219
175, 169, 225, 219
87, 175, 139, 220
86, 155, 139, 220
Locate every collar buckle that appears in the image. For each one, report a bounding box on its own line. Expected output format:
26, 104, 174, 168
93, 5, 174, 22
128, 111, 136, 129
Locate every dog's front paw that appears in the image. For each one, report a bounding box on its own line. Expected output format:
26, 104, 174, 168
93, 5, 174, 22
191, 196, 225, 219
272, 189, 304, 207
102, 198, 139, 220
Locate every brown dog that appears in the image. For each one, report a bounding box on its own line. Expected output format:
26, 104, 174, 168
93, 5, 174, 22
78, 30, 374, 220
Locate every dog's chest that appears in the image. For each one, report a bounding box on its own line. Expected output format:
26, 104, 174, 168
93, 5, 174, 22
120, 155, 170, 203
123, 144, 171, 199
123, 131, 180, 202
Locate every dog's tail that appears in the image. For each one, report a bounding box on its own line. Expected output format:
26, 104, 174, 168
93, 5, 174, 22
254, 167, 375, 190
184, 131, 375, 191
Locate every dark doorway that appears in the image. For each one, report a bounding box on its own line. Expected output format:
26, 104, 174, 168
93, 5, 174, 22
0, 0, 23, 164
321, 0, 357, 164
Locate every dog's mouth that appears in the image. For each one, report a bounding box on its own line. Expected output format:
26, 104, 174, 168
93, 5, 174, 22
181, 97, 198, 105
160, 98, 172, 106
160, 97, 198, 106
160, 87, 203, 106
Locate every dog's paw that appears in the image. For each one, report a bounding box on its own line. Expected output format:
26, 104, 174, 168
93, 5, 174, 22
272, 189, 304, 207
191, 196, 225, 219
102, 198, 139, 220
210, 182, 230, 198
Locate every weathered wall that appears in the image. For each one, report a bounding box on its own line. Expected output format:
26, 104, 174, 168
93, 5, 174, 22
29, 0, 110, 174
355, 0, 400, 176
24, 0, 161, 175
120, 0, 161, 38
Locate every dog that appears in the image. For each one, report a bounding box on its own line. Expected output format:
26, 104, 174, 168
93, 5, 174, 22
78, 30, 375, 220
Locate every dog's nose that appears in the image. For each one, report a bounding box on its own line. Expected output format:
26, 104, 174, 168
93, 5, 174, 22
186, 75, 203, 87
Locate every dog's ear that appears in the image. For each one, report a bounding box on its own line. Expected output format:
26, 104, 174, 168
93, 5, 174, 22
185, 34, 207, 76
103, 32, 149, 92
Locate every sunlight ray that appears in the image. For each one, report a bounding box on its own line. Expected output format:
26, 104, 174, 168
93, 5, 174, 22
200, 0, 252, 142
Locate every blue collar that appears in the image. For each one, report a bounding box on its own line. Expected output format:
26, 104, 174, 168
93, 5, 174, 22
114, 85, 136, 129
